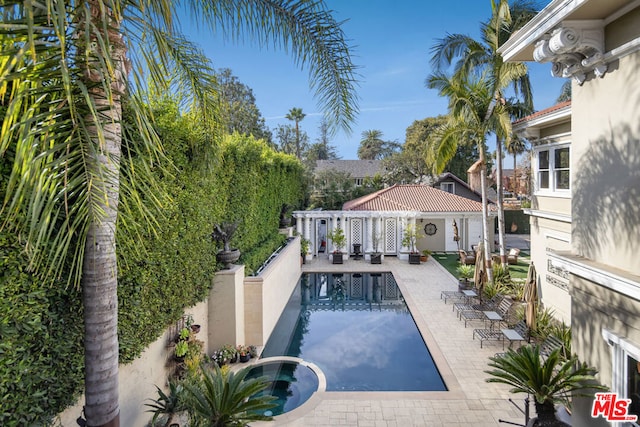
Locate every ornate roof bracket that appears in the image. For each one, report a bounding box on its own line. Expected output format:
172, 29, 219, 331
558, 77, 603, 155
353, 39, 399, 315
533, 21, 607, 85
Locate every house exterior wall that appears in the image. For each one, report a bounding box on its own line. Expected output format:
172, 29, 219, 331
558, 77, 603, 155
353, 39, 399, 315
501, 2, 640, 424
571, 51, 640, 271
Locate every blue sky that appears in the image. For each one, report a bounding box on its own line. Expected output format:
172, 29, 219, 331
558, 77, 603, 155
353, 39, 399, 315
184, 1, 561, 159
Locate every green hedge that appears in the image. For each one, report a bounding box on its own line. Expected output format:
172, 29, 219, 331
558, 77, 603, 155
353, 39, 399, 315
0, 99, 304, 424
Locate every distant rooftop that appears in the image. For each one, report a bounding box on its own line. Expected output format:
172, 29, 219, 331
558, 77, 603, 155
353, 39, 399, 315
343, 184, 488, 212
315, 159, 385, 177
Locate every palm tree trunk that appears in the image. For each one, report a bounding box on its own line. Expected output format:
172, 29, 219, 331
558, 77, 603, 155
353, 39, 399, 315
496, 135, 507, 266
82, 2, 126, 425
479, 148, 494, 282
295, 121, 300, 159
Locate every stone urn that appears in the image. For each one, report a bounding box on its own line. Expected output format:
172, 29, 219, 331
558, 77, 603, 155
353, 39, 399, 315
216, 249, 240, 269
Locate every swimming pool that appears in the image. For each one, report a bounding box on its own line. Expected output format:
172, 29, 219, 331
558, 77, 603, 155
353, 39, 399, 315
261, 272, 447, 392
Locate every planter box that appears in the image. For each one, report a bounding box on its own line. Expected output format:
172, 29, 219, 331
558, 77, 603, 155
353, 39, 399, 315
332, 252, 344, 264
370, 253, 382, 264
408, 253, 421, 264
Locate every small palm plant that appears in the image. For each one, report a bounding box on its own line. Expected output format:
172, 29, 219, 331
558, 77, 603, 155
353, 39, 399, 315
183, 363, 277, 427
486, 345, 606, 426
145, 381, 186, 427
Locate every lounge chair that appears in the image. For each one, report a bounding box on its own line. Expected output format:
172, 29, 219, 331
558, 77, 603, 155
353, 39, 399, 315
507, 248, 521, 265
440, 290, 466, 304
474, 320, 527, 349
461, 297, 512, 329
459, 250, 476, 265
540, 334, 565, 360
452, 294, 503, 318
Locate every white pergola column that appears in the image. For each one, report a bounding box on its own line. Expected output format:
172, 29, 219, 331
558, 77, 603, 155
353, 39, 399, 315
296, 216, 303, 237
341, 214, 349, 259
364, 216, 373, 256
377, 216, 384, 254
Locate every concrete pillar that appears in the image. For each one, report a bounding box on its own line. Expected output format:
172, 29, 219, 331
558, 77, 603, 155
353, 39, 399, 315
296, 215, 303, 236
208, 265, 245, 353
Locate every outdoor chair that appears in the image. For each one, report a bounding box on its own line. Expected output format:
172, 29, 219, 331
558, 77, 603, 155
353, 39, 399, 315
507, 248, 521, 265
459, 249, 476, 265
460, 297, 513, 329
440, 290, 466, 304
540, 334, 565, 360
474, 319, 527, 350
452, 294, 503, 318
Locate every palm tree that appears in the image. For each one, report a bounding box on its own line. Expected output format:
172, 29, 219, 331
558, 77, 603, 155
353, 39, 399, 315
183, 364, 277, 427
427, 72, 499, 274
0, 2, 358, 426
429, 0, 536, 268
556, 79, 572, 103
358, 129, 399, 160
286, 107, 306, 159
506, 133, 528, 195
486, 345, 605, 426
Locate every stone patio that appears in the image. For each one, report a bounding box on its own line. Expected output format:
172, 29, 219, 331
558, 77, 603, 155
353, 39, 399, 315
253, 254, 530, 426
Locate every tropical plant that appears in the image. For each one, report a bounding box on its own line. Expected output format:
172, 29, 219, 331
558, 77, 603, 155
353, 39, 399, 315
486, 345, 606, 426
286, 107, 306, 159
183, 364, 277, 427
456, 264, 475, 283
300, 237, 311, 257
401, 223, 423, 253
145, 381, 186, 427
212, 222, 239, 253
505, 134, 528, 195
429, 0, 537, 273
0, 2, 357, 425
327, 226, 346, 253
175, 341, 189, 359
358, 130, 401, 160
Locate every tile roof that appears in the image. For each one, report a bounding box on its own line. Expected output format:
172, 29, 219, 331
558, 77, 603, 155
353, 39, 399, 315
315, 159, 384, 177
513, 100, 571, 125
342, 184, 487, 212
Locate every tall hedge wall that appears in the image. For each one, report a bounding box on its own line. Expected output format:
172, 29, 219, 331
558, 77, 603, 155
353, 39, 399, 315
0, 99, 304, 425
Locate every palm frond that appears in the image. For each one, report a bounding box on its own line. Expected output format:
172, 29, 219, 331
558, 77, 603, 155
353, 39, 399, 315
184, 0, 359, 133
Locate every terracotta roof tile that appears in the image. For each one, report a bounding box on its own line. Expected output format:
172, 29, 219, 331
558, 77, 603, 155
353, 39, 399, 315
343, 184, 487, 212
513, 100, 571, 125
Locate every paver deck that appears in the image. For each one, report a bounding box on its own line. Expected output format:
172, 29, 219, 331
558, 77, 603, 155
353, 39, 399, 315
252, 255, 529, 426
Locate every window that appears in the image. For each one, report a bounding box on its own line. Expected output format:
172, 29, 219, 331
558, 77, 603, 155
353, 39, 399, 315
354, 177, 363, 186
602, 329, 640, 427
535, 144, 570, 193
440, 182, 454, 193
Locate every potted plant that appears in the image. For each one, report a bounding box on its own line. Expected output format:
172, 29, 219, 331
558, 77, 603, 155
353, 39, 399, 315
327, 225, 346, 264
370, 232, 383, 264
420, 249, 432, 262
486, 345, 606, 427
237, 345, 251, 363
248, 345, 258, 359
174, 340, 188, 362
456, 264, 474, 290
212, 222, 241, 269
300, 236, 311, 264
185, 314, 201, 334
402, 223, 423, 264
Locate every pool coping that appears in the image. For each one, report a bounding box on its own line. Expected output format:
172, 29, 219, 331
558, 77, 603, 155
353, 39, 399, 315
250, 264, 467, 425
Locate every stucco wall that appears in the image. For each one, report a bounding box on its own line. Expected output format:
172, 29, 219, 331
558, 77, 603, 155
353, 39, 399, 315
58, 239, 301, 427
529, 216, 572, 323
244, 236, 301, 346
572, 51, 640, 275
58, 300, 209, 427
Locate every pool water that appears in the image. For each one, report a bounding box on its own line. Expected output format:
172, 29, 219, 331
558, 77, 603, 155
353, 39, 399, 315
261, 272, 447, 392
245, 361, 319, 416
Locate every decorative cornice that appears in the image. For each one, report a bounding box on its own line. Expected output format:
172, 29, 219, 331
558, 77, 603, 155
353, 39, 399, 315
532, 21, 607, 85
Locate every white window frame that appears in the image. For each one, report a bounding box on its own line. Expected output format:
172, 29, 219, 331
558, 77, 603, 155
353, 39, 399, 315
533, 142, 571, 197
440, 182, 455, 194
354, 177, 363, 187
602, 329, 640, 427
